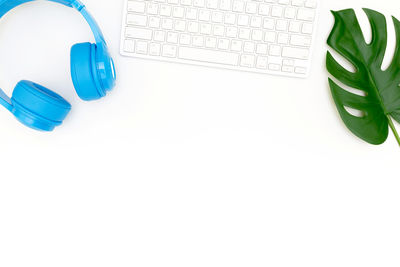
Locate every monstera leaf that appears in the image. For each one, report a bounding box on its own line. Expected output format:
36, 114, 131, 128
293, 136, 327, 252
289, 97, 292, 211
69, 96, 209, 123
327, 8, 400, 145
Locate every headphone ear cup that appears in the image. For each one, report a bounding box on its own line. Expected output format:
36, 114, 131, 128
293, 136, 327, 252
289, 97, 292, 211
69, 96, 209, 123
71, 42, 103, 101
11, 80, 71, 131
95, 43, 116, 92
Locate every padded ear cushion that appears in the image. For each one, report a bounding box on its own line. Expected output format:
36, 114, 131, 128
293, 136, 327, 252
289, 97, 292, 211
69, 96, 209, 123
11, 80, 71, 131
71, 42, 103, 101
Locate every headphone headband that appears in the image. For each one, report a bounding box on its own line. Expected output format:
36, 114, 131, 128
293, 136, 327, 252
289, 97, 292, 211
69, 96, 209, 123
0, 0, 115, 129
0, 0, 106, 44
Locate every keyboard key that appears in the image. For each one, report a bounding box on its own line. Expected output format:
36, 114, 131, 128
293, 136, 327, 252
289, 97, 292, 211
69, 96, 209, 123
259, 4, 270, 16
199, 10, 211, 21
225, 13, 236, 24
264, 31, 276, 42
277, 33, 289, 44
289, 21, 301, 32
290, 35, 312, 47
127, 14, 147, 26
271, 6, 283, 17
212, 11, 224, 23
213, 25, 225, 36
193, 35, 204, 46
256, 44, 268, 54
161, 18, 173, 29
180, 34, 191, 44
276, 20, 288, 31
233, 1, 245, 12
243, 41, 255, 53
205, 37, 217, 48
220, 0, 232, 11
167, 32, 179, 43
282, 65, 294, 72
136, 41, 148, 54
149, 17, 161, 28
125, 27, 152, 40
238, 14, 249, 26
246, 2, 257, 14
193, 0, 205, 7
283, 59, 295, 66
181, 0, 192, 5
186, 8, 198, 19
297, 8, 315, 21
124, 39, 135, 52
269, 45, 281, 56
173, 6, 185, 18
292, 0, 304, 6
295, 67, 307, 74
252, 30, 263, 41
231, 40, 243, 51
305, 0, 317, 8
285, 7, 296, 19
154, 30, 165, 41
160, 5, 172, 16
282, 46, 309, 59
128, 1, 146, 13
149, 43, 161, 55
302, 23, 314, 34
240, 55, 255, 67
218, 38, 230, 50
279, 0, 290, 5
238, 28, 250, 39
188, 21, 199, 33
179, 47, 239, 66
263, 18, 275, 30
226, 27, 238, 38
162, 45, 177, 57
200, 23, 212, 34
147, 3, 159, 14
206, 0, 218, 9
269, 56, 282, 65
269, 63, 281, 71
175, 20, 186, 31
256, 56, 268, 69
250, 16, 262, 28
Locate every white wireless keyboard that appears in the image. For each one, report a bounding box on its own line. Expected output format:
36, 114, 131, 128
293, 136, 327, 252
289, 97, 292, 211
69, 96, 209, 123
120, 0, 318, 78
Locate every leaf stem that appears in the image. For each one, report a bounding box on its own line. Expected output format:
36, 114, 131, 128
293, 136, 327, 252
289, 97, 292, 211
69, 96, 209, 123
387, 116, 400, 146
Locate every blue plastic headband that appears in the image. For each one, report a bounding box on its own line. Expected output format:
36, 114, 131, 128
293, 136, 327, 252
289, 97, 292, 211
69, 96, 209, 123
0, 0, 106, 44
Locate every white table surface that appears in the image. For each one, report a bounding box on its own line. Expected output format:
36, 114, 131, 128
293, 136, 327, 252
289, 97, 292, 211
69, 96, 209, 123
0, 0, 399, 266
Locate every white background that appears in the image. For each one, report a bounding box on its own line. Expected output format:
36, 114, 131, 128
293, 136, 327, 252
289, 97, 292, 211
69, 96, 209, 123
0, 0, 399, 266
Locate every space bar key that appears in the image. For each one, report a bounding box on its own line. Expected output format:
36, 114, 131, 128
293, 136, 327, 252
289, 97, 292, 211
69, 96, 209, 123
178, 47, 239, 66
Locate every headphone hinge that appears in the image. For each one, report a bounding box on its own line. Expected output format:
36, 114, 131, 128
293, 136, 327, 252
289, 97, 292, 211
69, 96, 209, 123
71, 0, 85, 11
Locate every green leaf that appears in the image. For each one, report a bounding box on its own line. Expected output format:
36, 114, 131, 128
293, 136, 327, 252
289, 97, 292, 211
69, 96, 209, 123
326, 8, 400, 145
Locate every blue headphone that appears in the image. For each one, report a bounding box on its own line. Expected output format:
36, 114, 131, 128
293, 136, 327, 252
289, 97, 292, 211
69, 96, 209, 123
0, 0, 116, 131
